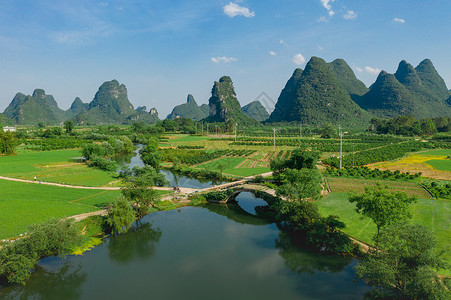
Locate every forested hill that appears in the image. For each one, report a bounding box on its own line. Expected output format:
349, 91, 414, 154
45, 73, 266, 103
268, 57, 371, 127
241, 100, 269, 122
358, 59, 451, 119
3, 89, 69, 125
166, 94, 209, 120
204, 76, 258, 125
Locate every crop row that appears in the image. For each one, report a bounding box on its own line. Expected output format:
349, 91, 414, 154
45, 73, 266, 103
23, 138, 87, 151
324, 166, 421, 181
323, 141, 429, 168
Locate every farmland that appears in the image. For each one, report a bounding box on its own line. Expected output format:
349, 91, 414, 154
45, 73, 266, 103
317, 193, 451, 276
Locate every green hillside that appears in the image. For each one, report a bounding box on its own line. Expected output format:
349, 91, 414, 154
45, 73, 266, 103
167, 94, 208, 120
72, 80, 135, 125
269, 57, 371, 127
204, 76, 257, 125
241, 100, 269, 122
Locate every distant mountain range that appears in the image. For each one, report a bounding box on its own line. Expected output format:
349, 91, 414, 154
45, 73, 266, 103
2, 57, 450, 127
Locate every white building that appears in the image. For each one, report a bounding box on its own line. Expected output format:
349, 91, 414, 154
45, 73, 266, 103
2, 126, 16, 132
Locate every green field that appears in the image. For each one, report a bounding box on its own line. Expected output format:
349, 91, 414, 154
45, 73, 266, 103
0, 180, 120, 239
168, 135, 212, 143
223, 167, 271, 177
317, 193, 451, 276
420, 149, 451, 156
326, 177, 430, 198
198, 157, 246, 171
0, 150, 118, 186
426, 159, 451, 171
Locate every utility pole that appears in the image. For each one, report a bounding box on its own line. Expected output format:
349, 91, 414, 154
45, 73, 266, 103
40, 139, 43, 160
207, 124, 209, 135
234, 123, 237, 142
201, 123, 203, 135
352, 143, 355, 168
215, 125, 218, 136
339, 125, 343, 169
273, 128, 276, 152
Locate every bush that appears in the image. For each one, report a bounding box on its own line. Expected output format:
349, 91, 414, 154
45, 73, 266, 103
0, 219, 82, 285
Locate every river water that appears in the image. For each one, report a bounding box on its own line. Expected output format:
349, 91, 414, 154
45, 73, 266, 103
0, 192, 369, 299
114, 146, 224, 189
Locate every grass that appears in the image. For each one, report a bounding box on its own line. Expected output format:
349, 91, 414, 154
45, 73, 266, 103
426, 159, 451, 171
317, 193, 451, 276
326, 177, 430, 198
0, 180, 121, 239
420, 149, 451, 156
223, 167, 271, 177
198, 157, 246, 171
372, 150, 451, 181
0, 149, 118, 186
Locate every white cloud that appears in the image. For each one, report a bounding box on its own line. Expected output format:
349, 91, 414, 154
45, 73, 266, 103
318, 46, 324, 51
344, 10, 357, 20
279, 39, 287, 46
354, 66, 363, 73
317, 16, 329, 23
211, 56, 237, 63
269, 51, 276, 56
393, 17, 405, 23
223, 2, 255, 18
320, 0, 335, 16
292, 53, 306, 65
364, 66, 381, 75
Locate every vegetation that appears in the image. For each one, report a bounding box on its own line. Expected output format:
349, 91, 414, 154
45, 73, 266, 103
358, 59, 451, 119
0, 218, 83, 285
355, 223, 450, 299
105, 198, 136, 235
204, 76, 258, 125
349, 186, 417, 250
166, 94, 209, 120
0, 130, 18, 155
241, 100, 269, 122
267, 57, 371, 127
370, 115, 450, 136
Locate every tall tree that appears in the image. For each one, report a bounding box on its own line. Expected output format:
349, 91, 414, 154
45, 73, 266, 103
355, 223, 449, 299
349, 186, 416, 250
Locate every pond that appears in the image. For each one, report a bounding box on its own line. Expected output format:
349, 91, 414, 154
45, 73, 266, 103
114, 145, 224, 189
0, 192, 369, 299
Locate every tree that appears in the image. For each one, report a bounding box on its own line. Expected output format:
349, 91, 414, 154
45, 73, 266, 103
349, 186, 416, 250
355, 223, 449, 299
64, 121, 74, 133
0, 130, 18, 155
217, 161, 226, 178
121, 172, 160, 220
277, 168, 323, 201
105, 198, 136, 235
320, 122, 337, 139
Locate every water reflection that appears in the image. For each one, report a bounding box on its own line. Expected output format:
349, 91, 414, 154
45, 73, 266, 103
275, 231, 353, 275
0, 263, 87, 300
108, 222, 162, 263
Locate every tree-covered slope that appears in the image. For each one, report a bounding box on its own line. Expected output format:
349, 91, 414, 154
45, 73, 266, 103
328, 59, 368, 100
66, 97, 88, 118
269, 57, 371, 127
241, 100, 269, 122
359, 60, 451, 118
3, 89, 68, 125
125, 107, 160, 124
72, 80, 135, 125
0, 113, 11, 126
205, 76, 257, 125
415, 59, 450, 100
268, 68, 303, 122
358, 71, 417, 118
166, 94, 208, 120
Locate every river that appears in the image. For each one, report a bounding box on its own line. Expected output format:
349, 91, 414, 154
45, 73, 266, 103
0, 192, 369, 299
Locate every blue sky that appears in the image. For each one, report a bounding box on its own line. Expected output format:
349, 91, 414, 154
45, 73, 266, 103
1, 0, 450, 117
